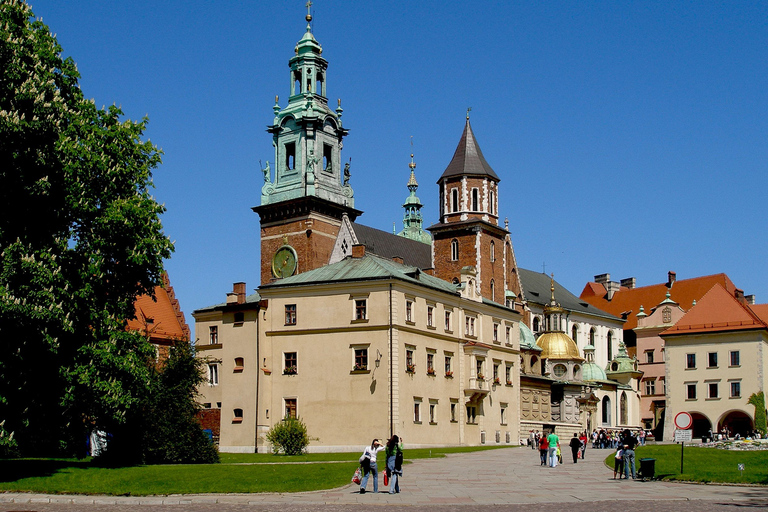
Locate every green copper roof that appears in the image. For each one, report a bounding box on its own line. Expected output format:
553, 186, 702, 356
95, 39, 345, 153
605, 341, 639, 375
520, 323, 540, 350
194, 292, 261, 314
260, 252, 459, 295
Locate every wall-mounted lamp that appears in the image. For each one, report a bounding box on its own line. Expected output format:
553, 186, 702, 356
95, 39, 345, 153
375, 349, 382, 368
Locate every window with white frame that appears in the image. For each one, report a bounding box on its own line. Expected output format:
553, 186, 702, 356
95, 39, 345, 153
707, 382, 719, 399
209, 326, 218, 345
730, 350, 740, 367
686, 382, 697, 400
445, 310, 452, 331
427, 305, 434, 327
413, 398, 422, 423
730, 380, 741, 398
354, 299, 367, 320
405, 299, 414, 323
451, 239, 459, 261
644, 379, 655, 396
208, 363, 219, 385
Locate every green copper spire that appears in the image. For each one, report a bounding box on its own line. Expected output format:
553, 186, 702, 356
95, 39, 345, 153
397, 153, 432, 245
261, 4, 354, 209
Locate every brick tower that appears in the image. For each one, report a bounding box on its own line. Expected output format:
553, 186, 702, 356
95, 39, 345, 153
253, 6, 361, 284
428, 114, 524, 311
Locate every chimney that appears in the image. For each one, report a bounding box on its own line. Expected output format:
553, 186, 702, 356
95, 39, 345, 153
392, 256, 404, 264
351, 244, 366, 258
233, 282, 246, 304
667, 271, 676, 287
594, 273, 611, 286
745, 294, 756, 305
620, 277, 636, 290
605, 280, 621, 300
735, 288, 746, 305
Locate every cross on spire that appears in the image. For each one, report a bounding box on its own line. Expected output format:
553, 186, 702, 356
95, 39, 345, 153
466, 107, 472, 119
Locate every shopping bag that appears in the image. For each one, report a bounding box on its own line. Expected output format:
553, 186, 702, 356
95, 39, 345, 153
352, 467, 361, 485
383, 470, 389, 486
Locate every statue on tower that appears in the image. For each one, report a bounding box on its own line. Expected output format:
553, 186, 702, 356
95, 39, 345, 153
343, 158, 351, 186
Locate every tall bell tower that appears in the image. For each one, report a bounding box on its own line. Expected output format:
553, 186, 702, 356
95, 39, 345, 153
254, 3, 361, 284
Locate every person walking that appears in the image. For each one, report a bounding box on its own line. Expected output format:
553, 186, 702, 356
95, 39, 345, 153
359, 439, 385, 493
385, 435, 404, 494
538, 432, 549, 466
547, 430, 560, 468
569, 433, 582, 463
613, 446, 624, 479
622, 429, 637, 480
578, 431, 588, 460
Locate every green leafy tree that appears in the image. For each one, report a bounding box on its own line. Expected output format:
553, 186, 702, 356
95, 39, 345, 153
0, 0, 173, 456
266, 417, 312, 455
748, 392, 767, 437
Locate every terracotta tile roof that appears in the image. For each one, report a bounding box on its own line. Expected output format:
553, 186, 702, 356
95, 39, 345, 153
127, 273, 190, 344
662, 284, 767, 336
750, 304, 768, 325
579, 273, 738, 330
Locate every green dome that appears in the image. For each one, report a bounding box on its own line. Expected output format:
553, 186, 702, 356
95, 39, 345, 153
606, 342, 639, 374
581, 344, 607, 381
520, 323, 540, 350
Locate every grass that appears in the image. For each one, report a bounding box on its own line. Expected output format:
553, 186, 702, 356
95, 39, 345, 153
0, 444, 515, 496
602, 444, 768, 485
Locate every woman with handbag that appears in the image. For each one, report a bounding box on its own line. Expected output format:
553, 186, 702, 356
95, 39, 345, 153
385, 435, 404, 494
359, 439, 385, 493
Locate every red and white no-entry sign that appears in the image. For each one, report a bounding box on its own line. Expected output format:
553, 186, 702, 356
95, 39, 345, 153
674, 411, 693, 430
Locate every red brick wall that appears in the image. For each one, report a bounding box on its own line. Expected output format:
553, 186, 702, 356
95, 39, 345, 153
197, 408, 221, 438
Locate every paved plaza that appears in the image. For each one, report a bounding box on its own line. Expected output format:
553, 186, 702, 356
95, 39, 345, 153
2, 445, 767, 510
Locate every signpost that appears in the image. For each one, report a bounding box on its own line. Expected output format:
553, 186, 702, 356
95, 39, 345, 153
674, 412, 693, 474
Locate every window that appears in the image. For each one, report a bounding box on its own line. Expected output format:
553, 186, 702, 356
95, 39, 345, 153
444, 354, 453, 376
354, 348, 368, 371
450, 401, 458, 422
644, 379, 655, 396
500, 403, 507, 425
285, 141, 296, 170
284, 352, 297, 374
466, 405, 477, 424
413, 399, 421, 423
209, 326, 218, 344
661, 377, 666, 395
505, 364, 512, 385
471, 188, 479, 211
553, 364, 567, 378
406, 349, 415, 373
465, 316, 476, 337
451, 188, 459, 212
607, 331, 613, 360
533, 317, 540, 332
355, 299, 367, 320
285, 304, 296, 325
708, 352, 718, 368
233, 408, 243, 423
730, 381, 741, 398
645, 350, 654, 364
429, 402, 437, 424
493, 322, 499, 342
589, 328, 596, 344
284, 398, 297, 419
322, 143, 332, 172
730, 350, 740, 367
571, 325, 578, 343
476, 359, 484, 379
451, 239, 459, 261
427, 305, 434, 327
490, 279, 495, 301
208, 364, 219, 385
490, 241, 495, 262
405, 300, 413, 323
505, 325, 511, 344
427, 353, 435, 375
445, 311, 452, 331
686, 353, 696, 369
708, 382, 719, 399
234, 311, 244, 324
234, 357, 244, 372
686, 383, 697, 400
489, 190, 495, 215
493, 363, 500, 383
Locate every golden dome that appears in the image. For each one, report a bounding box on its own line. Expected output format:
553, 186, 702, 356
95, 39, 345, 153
536, 331, 583, 360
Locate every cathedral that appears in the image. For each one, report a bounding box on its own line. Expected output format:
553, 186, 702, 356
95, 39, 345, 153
194, 8, 641, 452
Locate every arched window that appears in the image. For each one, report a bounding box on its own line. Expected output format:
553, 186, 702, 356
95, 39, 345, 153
620, 392, 628, 425
573, 364, 581, 380
489, 190, 495, 215
589, 327, 596, 345
450, 239, 459, 261
607, 331, 613, 360
533, 317, 540, 332
490, 279, 495, 301
451, 189, 459, 212
601, 396, 611, 425
571, 324, 578, 343
490, 241, 495, 262
472, 188, 479, 211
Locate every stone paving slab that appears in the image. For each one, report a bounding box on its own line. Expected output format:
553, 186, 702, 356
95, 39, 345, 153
2, 446, 767, 508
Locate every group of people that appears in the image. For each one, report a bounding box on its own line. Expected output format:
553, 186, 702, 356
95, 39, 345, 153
612, 429, 640, 479
591, 428, 646, 449
358, 435, 404, 494
532, 430, 589, 467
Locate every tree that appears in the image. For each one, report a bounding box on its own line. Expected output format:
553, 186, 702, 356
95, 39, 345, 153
748, 392, 767, 437
0, 0, 174, 456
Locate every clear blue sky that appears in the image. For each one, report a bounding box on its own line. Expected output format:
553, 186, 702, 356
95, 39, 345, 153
29, 1, 768, 341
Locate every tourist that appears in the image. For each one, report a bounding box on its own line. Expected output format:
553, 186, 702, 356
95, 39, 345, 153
622, 429, 637, 480
638, 429, 646, 446
539, 432, 549, 466
547, 430, 560, 468
579, 431, 588, 459
359, 439, 386, 493
613, 446, 624, 479
385, 435, 403, 494
569, 433, 582, 463
530, 430, 536, 449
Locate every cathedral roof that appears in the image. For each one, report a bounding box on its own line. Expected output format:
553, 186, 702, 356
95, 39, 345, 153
127, 273, 190, 342
438, 118, 499, 181
536, 331, 583, 361
519, 322, 540, 351
352, 222, 432, 269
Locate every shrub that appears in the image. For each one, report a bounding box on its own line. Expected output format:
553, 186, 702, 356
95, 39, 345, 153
266, 417, 311, 455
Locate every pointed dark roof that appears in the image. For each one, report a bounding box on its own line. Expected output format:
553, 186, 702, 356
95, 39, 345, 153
438, 119, 499, 181
352, 222, 432, 269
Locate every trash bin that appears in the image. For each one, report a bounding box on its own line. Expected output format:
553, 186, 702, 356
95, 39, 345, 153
639, 458, 655, 481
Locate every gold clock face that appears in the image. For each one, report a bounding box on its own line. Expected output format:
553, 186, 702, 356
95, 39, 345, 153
272, 245, 297, 278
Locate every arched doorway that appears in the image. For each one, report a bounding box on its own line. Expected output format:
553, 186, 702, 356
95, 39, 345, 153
602, 396, 611, 426
691, 412, 712, 439
718, 410, 753, 438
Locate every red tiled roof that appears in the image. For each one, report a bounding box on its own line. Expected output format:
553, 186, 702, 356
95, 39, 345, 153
579, 273, 738, 330
747, 304, 768, 325
661, 284, 767, 336
127, 273, 190, 344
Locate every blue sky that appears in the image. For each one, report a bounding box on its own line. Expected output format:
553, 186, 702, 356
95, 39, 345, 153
29, 1, 767, 340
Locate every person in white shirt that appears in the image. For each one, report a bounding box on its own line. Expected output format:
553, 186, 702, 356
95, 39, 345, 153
359, 439, 386, 493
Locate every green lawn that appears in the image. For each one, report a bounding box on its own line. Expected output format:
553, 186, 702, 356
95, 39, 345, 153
0, 445, 515, 496
602, 444, 768, 485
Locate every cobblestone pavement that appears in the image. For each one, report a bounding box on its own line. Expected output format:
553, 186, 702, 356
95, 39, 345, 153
2, 446, 767, 510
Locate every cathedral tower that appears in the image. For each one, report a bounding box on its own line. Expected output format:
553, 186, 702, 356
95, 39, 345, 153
428, 115, 523, 310
397, 154, 432, 245
254, 6, 361, 284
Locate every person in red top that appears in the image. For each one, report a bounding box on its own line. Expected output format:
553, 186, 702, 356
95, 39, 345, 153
538, 434, 549, 466
578, 432, 588, 459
